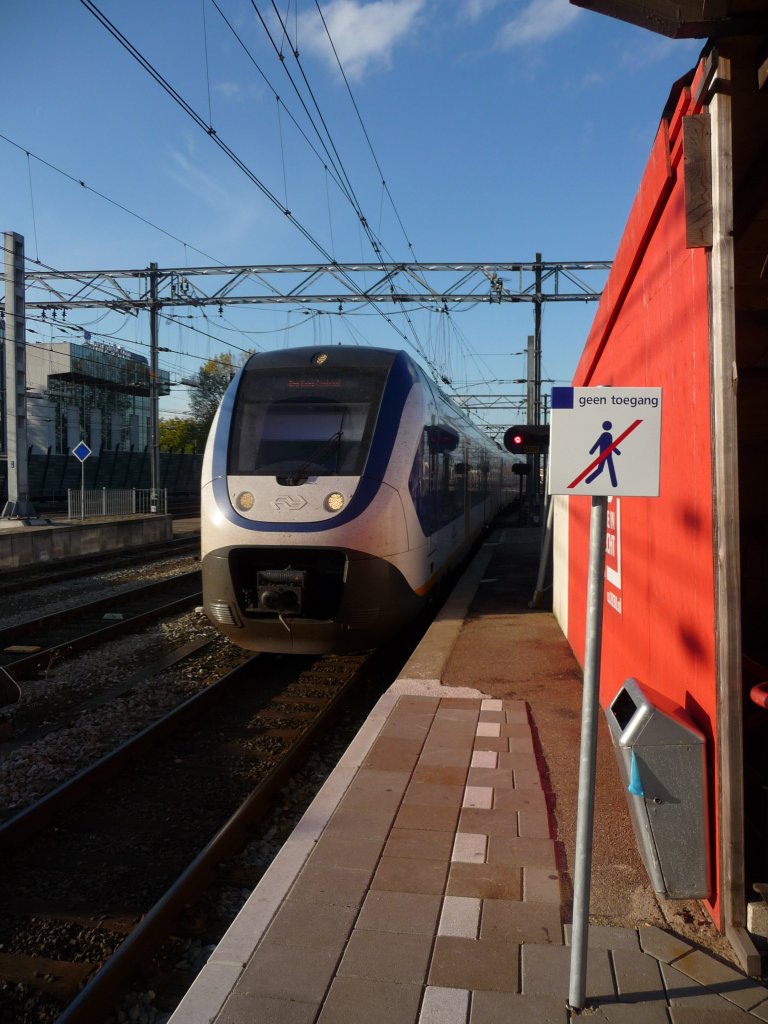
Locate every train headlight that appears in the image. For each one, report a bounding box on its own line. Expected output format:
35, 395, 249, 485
324, 491, 345, 512
235, 491, 255, 512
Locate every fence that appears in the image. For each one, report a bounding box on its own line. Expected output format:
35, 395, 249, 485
67, 488, 168, 519
1, 450, 203, 504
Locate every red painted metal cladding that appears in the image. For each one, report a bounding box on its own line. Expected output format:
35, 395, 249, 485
564, 76, 722, 920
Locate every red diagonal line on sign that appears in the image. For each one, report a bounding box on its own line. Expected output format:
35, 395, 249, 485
567, 418, 644, 489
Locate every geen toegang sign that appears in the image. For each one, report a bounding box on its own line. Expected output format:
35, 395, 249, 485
548, 386, 662, 497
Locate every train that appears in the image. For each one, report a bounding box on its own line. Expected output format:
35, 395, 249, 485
200, 345, 519, 654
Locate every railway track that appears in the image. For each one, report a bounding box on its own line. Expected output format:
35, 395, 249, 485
0, 649, 378, 1024
0, 534, 200, 596
0, 571, 202, 678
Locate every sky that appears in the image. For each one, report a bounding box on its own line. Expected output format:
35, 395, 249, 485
0, 0, 702, 437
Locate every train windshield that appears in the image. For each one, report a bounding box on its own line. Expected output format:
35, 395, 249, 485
227, 367, 387, 477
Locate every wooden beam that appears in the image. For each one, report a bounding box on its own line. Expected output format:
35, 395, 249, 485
708, 52, 761, 976
683, 115, 713, 248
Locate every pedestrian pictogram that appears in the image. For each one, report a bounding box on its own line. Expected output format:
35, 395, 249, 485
548, 387, 661, 497
585, 420, 622, 486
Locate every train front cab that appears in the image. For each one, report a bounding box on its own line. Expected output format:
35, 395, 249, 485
552, 42, 768, 975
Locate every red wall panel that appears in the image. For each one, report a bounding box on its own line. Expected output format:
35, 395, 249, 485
565, 84, 721, 920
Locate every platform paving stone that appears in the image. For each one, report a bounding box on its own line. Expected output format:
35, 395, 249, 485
577, 1003, 672, 1023
394, 802, 462, 831
438, 895, 481, 938
491, 785, 548, 812
222, 991, 319, 1024
611, 949, 666, 1003
471, 735, 509, 752
458, 806, 524, 837
451, 832, 487, 863
446, 860, 523, 900
469, 991, 569, 1023
355, 890, 442, 935
370, 854, 450, 894
668, 1008, 758, 1022
523, 864, 562, 903
564, 924, 641, 950
521, 943, 615, 1001
418, 986, 470, 1024
412, 764, 468, 785
401, 782, 466, 808
671, 948, 768, 1011
322, 804, 399, 840
486, 834, 557, 867
335, 783, 403, 814
463, 785, 493, 809
637, 925, 693, 963
336, 928, 433, 985
349, 767, 411, 793
518, 806, 553, 837
479, 897, 563, 944
237, 942, 340, 1003
659, 960, 748, 1011
361, 737, 424, 771
503, 736, 536, 756
428, 935, 520, 992
316, 978, 423, 1024
286, 863, 373, 908
469, 761, 537, 786
384, 826, 455, 861
262, 900, 357, 950
306, 833, 384, 872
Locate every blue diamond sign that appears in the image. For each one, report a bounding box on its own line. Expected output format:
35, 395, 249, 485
72, 441, 92, 463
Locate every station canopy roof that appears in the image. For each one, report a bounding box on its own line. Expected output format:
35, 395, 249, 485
570, 1, 768, 38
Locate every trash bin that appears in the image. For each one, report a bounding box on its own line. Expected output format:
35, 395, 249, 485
605, 677, 710, 899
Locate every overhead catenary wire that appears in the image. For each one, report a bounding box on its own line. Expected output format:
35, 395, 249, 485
257, 0, 461, 390
311, 0, 417, 263
77, 0, 443, 380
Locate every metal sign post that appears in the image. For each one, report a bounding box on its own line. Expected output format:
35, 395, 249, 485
548, 385, 662, 1011
569, 493, 607, 1008
72, 441, 92, 521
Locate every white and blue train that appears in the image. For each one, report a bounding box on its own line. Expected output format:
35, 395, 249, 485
201, 345, 518, 654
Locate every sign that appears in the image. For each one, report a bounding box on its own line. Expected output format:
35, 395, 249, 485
548, 387, 662, 496
72, 441, 92, 463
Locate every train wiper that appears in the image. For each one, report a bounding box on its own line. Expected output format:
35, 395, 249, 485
282, 429, 344, 485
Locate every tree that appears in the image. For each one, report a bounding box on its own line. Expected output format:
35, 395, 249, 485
188, 352, 238, 438
159, 416, 204, 452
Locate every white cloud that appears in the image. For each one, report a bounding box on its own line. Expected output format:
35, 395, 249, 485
214, 82, 244, 99
164, 146, 262, 244
497, 0, 581, 48
298, 0, 425, 80
618, 33, 697, 71
460, 0, 504, 21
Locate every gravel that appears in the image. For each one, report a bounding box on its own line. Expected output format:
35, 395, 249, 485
0, 560, 246, 814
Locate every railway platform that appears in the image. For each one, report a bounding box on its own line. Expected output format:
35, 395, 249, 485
0, 513, 174, 570
168, 524, 768, 1024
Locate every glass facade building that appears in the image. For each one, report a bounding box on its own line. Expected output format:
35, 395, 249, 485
26, 340, 170, 454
